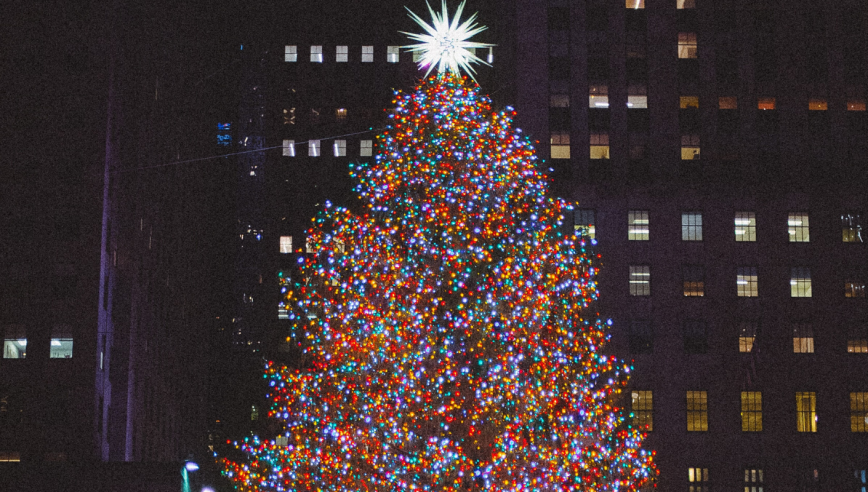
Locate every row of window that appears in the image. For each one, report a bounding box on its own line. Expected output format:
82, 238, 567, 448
626, 318, 868, 355
626, 0, 695, 9
683, 467, 867, 492
627, 264, 865, 298
575, 210, 864, 243
1, 326, 73, 360
283, 45, 494, 65
282, 139, 372, 158
630, 390, 868, 433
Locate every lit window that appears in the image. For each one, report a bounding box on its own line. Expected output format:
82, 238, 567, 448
809, 98, 828, 110
50, 325, 73, 359
282, 139, 295, 157
735, 212, 757, 241
681, 134, 700, 160
413, 51, 424, 62
310, 45, 323, 63
627, 84, 648, 108
626, 0, 644, 8
629, 265, 651, 296
846, 279, 866, 298
741, 392, 763, 432
842, 212, 863, 242
686, 391, 708, 431
590, 133, 610, 159
796, 392, 817, 432
680, 96, 699, 109
284, 45, 297, 62
305, 237, 315, 253
333, 139, 346, 157
737, 267, 759, 297
628, 210, 649, 240
677, 0, 696, 8
278, 303, 289, 320
688, 468, 709, 492
852, 393, 868, 432
550, 94, 570, 107
387, 46, 400, 63
336, 108, 347, 120
788, 213, 810, 242
629, 320, 653, 354
848, 325, 868, 353
361, 46, 374, 63
793, 323, 814, 353
589, 85, 609, 108
682, 212, 703, 241
719, 96, 738, 109
739, 321, 758, 352
279, 236, 293, 254
2, 325, 26, 359
336, 45, 348, 62
0, 451, 21, 463
848, 99, 867, 111
791, 268, 812, 297
683, 320, 707, 353
678, 33, 697, 59
575, 209, 596, 240
551, 132, 570, 159
745, 469, 764, 492
308, 140, 320, 157
360, 140, 373, 157
632, 390, 653, 430
683, 265, 705, 297
758, 97, 776, 110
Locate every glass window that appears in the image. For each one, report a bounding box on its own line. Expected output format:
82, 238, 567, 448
683, 265, 705, 297
758, 97, 776, 110
333, 139, 346, 157
575, 209, 596, 240
360, 140, 373, 157
627, 0, 645, 8
793, 323, 814, 353
550, 94, 570, 107
688, 467, 709, 492
852, 393, 868, 432
282, 139, 295, 157
629, 320, 653, 354
809, 98, 828, 110
848, 325, 868, 353
687, 391, 708, 431
846, 279, 866, 298
284, 45, 297, 62
788, 213, 810, 242
682, 212, 703, 241
678, 33, 697, 59
848, 99, 867, 111
842, 212, 863, 242
2, 325, 26, 359
680, 96, 699, 109
744, 469, 764, 492
796, 392, 817, 432
590, 133, 610, 159
632, 390, 653, 430
361, 46, 374, 62
791, 267, 812, 297
630, 265, 651, 296
308, 140, 320, 157
336, 45, 348, 62
0, 452, 21, 463
50, 325, 73, 359
737, 267, 759, 297
683, 320, 708, 353
628, 210, 650, 240
387, 46, 400, 63
735, 212, 757, 241
627, 84, 648, 108
551, 132, 570, 159
279, 236, 293, 254
719, 96, 738, 109
742, 392, 763, 431
590, 85, 609, 108
310, 45, 323, 63
681, 134, 700, 160
739, 321, 758, 352
336, 108, 347, 120
678, 0, 696, 8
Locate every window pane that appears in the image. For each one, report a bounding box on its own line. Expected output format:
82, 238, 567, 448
808, 98, 828, 110
334, 139, 347, 157
678, 33, 697, 59
793, 323, 814, 353
680, 96, 699, 109
310, 45, 323, 63
550, 94, 570, 107
632, 390, 653, 430
796, 392, 817, 432
739, 322, 758, 352
626, 0, 645, 8
630, 265, 651, 296
683, 320, 707, 353
683, 265, 704, 297
686, 391, 708, 431
336, 45, 348, 62
361, 46, 374, 62
682, 212, 703, 241
741, 392, 763, 432
49, 325, 73, 359
719, 96, 738, 109
284, 45, 297, 62
842, 212, 863, 243
852, 392, 868, 432
845, 279, 866, 298
737, 267, 759, 297
788, 213, 810, 242
848, 325, 868, 353
677, 0, 696, 8
551, 132, 570, 159
280, 236, 293, 254
282, 139, 295, 157
758, 97, 776, 110
387, 46, 400, 63
589, 85, 609, 108
628, 210, 650, 240
629, 320, 653, 354
575, 209, 596, 240
848, 99, 867, 111
790, 267, 812, 298
360, 140, 373, 157
2, 325, 26, 359
735, 212, 756, 241
308, 140, 321, 157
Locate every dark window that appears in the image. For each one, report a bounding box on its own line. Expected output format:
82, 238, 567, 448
549, 56, 570, 81
684, 320, 708, 354
548, 7, 570, 31
629, 320, 653, 354
683, 265, 705, 297
588, 57, 609, 80
586, 6, 608, 31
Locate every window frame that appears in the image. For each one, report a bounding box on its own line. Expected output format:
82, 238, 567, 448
790, 267, 813, 298
282, 139, 295, 157
629, 265, 651, 296
678, 32, 698, 59
793, 323, 815, 353
735, 211, 757, 241
284, 45, 298, 62
737, 266, 759, 297
550, 132, 570, 159
682, 212, 703, 241
386, 46, 400, 63
796, 391, 817, 432
682, 264, 705, 297
628, 210, 650, 241
360, 139, 373, 157
631, 390, 653, 430
336, 45, 348, 62
361, 45, 374, 63
308, 140, 321, 157
788, 212, 810, 242
686, 390, 709, 432
333, 139, 347, 157
741, 391, 763, 432
310, 45, 323, 63
851, 392, 868, 432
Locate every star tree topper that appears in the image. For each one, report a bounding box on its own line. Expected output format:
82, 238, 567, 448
402, 0, 495, 80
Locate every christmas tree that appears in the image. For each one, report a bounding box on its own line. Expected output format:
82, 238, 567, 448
220, 2, 655, 490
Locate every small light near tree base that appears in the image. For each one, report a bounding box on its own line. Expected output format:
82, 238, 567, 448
185, 461, 199, 472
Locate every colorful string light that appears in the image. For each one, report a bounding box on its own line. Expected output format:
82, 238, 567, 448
220, 72, 656, 491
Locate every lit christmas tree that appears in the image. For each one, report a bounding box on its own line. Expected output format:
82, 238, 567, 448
220, 2, 656, 490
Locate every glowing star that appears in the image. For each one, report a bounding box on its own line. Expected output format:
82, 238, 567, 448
402, 0, 494, 80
